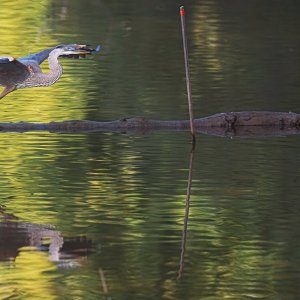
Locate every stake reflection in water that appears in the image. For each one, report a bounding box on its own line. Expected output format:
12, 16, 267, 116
177, 147, 195, 280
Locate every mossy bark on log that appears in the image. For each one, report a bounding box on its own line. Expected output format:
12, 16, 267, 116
0, 111, 299, 136
197, 111, 300, 127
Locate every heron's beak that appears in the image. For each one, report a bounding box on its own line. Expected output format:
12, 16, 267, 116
61, 44, 101, 58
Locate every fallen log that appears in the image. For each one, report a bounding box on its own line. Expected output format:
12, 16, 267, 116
0, 111, 300, 137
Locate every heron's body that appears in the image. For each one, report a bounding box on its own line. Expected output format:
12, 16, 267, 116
0, 44, 100, 100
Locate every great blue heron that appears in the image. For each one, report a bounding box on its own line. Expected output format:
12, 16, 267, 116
0, 44, 100, 100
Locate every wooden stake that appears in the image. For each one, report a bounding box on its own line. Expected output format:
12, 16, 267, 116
180, 6, 196, 148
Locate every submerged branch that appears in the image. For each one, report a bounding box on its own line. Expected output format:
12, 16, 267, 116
0, 111, 300, 137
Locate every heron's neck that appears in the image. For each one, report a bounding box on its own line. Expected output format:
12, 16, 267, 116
39, 50, 63, 86
17, 49, 63, 88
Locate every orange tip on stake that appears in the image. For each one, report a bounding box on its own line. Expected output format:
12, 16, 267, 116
180, 6, 185, 16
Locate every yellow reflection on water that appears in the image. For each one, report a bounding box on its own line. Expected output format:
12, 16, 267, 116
0, 247, 58, 300
191, 2, 223, 74
0, 133, 74, 225
0, 1, 49, 51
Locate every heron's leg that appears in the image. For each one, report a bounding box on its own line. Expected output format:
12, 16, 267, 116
0, 85, 16, 100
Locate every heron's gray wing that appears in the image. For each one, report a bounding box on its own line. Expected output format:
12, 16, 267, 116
0, 57, 31, 86
18, 47, 55, 65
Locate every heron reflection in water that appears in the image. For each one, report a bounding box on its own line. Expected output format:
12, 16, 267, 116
0, 44, 100, 99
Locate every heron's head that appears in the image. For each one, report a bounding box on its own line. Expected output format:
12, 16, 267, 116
57, 44, 101, 58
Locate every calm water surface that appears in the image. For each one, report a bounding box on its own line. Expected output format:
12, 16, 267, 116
1, 1, 300, 299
